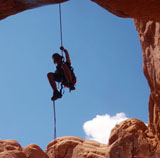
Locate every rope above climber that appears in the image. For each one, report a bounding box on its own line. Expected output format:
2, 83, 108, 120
47, 46, 76, 101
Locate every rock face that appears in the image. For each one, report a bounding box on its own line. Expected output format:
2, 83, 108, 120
107, 119, 157, 158
0, 138, 107, 158
134, 20, 160, 135
46, 136, 107, 158
0, 140, 48, 158
23, 144, 48, 158
0, 140, 26, 158
104, 19, 160, 157
91, 0, 160, 22
90, 0, 160, 157
0, 0, 67, 20
89, 0, 160, 158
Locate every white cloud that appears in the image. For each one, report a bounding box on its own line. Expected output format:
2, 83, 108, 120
83, 113, 128, 144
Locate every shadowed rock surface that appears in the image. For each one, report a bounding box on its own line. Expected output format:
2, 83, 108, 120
92, 0, 160, 22
0, 0, 68, 20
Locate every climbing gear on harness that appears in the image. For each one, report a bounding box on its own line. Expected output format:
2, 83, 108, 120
58, 61, 76, 92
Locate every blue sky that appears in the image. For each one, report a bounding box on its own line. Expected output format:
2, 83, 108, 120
0, 0, 149, 150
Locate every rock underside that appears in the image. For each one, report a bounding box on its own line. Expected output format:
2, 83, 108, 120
0, 0, 67, 20
1, 0, 160, 158
92, 0, 160, 22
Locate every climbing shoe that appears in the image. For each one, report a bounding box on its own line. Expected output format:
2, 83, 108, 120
51, 90, 62, 101
69, 82, 75, 91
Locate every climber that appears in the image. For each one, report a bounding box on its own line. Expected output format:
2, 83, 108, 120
47, 46, 76, 101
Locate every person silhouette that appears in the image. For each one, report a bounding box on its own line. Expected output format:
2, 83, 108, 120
47, 46, 76, 101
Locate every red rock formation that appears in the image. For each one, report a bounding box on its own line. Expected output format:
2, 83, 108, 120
0, 140, 26, 158
23, 144, 48, 158
46, 136, 107, 158
107, 119, 156, 157
91, 0, 160, 22
90, 0, 160, 157
0, 0, 67, 20
0, 140, 48, 158
134, 20, 160, 134
0, 138, 107, 158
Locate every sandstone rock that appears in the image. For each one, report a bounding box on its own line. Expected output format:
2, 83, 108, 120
46, 136, 107, 158
0, 140, 26, 158
90, 1, 160, 157
0, 151, 26, 158
0, 140, 48, 158
107, 119, 152, 158
134, 19, 160, 136
0, 0, 68, 20
0, 140, 23, 153
23, 144, 48, 158
91, 0, 160, 22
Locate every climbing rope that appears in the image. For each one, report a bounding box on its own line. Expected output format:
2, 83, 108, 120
53, 101, 56, 139
59, 3, 64, 57
52, 3, 64, 140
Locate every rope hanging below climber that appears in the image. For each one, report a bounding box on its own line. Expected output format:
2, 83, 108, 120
53, 101, 56, 139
